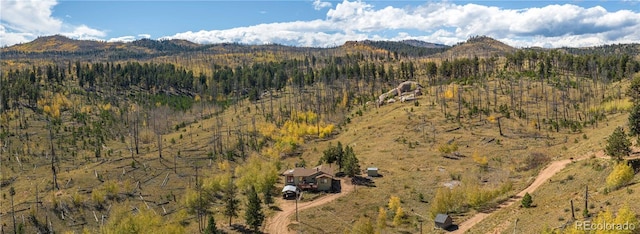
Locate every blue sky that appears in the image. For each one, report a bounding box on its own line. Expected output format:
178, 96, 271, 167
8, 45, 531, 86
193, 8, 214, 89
1, 0, 639, 48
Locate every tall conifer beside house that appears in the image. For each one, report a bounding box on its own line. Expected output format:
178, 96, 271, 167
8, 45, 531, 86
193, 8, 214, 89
245, 186, 264, 232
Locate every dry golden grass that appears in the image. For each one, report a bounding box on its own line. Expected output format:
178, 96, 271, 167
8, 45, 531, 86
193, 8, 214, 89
466, 113, 640, 234
0, 72, 636, 234
287, 76, 637, 233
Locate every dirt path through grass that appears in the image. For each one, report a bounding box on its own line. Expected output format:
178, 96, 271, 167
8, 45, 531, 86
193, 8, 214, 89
264, 179, 354, 234
453, 150, 613, 234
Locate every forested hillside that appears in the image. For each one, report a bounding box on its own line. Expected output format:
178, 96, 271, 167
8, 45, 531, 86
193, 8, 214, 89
1, 35, 639, 233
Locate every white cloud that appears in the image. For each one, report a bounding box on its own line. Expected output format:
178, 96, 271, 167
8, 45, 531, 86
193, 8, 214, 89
0, 0, 105, 46
106, 34, 154, 43
313, 0, 332, 10
2, 0, 639, 48
161, 0, 640, 48
107, 36, 137, 43
0, 25, 32, 46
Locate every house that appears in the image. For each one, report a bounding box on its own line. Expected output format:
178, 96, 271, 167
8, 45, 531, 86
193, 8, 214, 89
434, 213, 453, 230
282, 165, 336, 192
367, 167, 379, 177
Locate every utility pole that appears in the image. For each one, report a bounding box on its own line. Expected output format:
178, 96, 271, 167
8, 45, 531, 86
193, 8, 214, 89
295, 191, 299, 222
584, 185, 589, 217
571, 199, 575, 220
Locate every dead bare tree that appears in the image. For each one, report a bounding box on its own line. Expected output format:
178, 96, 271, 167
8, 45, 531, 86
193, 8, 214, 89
151, 105, 171, 160
47, 118, 59, 190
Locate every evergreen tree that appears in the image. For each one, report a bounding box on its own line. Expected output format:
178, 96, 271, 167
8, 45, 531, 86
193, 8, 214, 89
629, 103, 640, 136
321, 142, 344, 169
245, 186, 265, 232
342, 145, 361, 177
627, 75, 640, 101
263, 184, 274, 206
605, 127, 631, 161
521, 192, 532, 208
204, 215, 219, 234
223, 179, 240, 226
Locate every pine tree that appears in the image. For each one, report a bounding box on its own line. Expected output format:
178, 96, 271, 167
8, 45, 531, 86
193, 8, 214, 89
627, 75, 640, 101
204, 215, 219, 234
223, 179, 240, 226
245, 186, 265, 232
629, 103, 640, 136
605, 127, 631, 161
342, 145, 360, 177
263, 186, 274, 206
521, 192, 532, 208
320, 141, 344, 169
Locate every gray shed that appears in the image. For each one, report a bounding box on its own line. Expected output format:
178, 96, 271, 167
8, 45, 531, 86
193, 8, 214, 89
367, 167, 379, 177
434, 213, 453, 229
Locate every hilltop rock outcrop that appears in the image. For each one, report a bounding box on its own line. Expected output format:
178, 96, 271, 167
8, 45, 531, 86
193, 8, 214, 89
377, 81, 423, 106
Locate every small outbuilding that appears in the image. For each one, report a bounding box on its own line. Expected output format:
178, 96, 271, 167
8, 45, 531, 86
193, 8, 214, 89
434, 213, 453, 230
367, 167, 379, 177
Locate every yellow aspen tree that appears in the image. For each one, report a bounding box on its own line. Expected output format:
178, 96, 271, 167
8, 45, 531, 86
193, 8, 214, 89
388, 196, 401, 211
606, 162, 634, 190
592, 209, 615, 234
393, 206, 404, 226
376, 207, 387, 232
351, 216, 374, 234
613, 205, 638, 234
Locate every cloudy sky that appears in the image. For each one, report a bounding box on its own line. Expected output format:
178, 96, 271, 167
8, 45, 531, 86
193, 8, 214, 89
1, 0, 639, 48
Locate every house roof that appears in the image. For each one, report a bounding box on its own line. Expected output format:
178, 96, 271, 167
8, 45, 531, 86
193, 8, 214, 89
434, 214, 451, 224
283, 168, 317, 177
282, 164, 334, 178
367, 167, 378, 171
316, 174, 333, 179
313, 164, 334, 176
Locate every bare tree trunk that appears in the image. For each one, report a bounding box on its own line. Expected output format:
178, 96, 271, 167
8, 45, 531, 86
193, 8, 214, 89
48, 120, 59, 190
553, 88, 559, 132
10, 189, 16, 234
134, 109, 140, 155
457, 84, 462, 120
157, 133, 163, 159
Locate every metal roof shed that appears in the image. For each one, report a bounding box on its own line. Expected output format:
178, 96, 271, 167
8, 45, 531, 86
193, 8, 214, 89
434, 213, 453, 229
367, 167, 379, 177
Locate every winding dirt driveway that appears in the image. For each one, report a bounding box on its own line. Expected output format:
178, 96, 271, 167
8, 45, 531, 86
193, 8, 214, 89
264, 179, 354, 234
453, 150, 616, 234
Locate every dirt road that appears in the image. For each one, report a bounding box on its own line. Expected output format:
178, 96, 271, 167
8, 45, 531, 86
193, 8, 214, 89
453, 150, 612, 234
264, 179, 354, 234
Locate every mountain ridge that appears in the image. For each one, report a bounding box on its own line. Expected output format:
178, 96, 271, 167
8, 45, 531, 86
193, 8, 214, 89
3, 35, 640, 60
